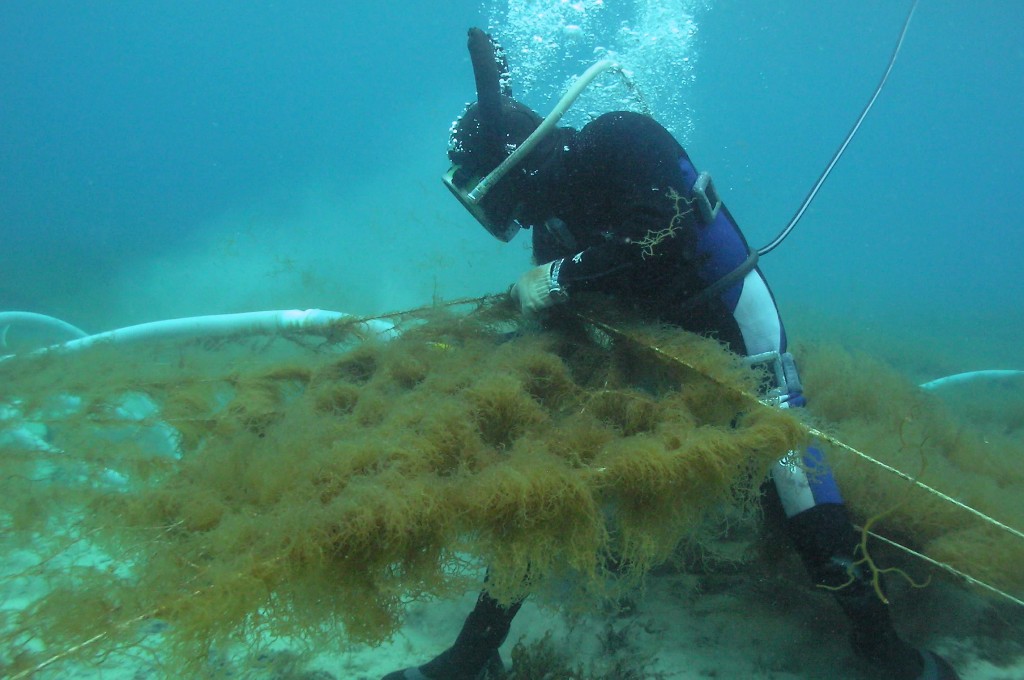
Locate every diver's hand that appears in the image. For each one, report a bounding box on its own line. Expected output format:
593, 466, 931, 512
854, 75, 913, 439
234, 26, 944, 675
510, 260, 567, 315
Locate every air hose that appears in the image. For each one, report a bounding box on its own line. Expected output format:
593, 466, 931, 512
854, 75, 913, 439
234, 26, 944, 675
757, 0, 920, 256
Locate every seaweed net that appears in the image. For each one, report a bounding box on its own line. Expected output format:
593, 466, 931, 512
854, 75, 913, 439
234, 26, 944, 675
0, 299, 805, 676
3, 298, 1023, 677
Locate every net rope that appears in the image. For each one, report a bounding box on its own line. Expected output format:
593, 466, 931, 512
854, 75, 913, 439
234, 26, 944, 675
572, 306, 1024, 609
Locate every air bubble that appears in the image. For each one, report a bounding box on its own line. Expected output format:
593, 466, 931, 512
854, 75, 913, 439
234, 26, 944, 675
485, 0, 711, 141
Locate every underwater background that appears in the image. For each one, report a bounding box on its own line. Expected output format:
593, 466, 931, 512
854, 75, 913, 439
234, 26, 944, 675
1, 0, 1021, 380
2, 2, 1023, 678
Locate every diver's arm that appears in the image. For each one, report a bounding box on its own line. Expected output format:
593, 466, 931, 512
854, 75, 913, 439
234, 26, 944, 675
514, 112, 698, 312
512, 226, 682, 314
555, 238, 651, 288
526, 188, 693, 294
510, 240, 643, 313
513, 189, 697, 314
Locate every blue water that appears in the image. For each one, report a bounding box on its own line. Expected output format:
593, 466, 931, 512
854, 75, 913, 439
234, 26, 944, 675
1, 1, 1021, 374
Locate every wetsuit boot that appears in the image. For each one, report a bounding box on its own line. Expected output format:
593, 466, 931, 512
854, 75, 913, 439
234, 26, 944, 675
787, 503, 960, 680
381, 592, 523, 680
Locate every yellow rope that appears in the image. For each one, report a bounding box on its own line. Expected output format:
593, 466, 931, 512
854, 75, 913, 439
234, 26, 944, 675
863, 528, 1024, 609
541, 309, 1024, 544
564, 309, 1024, 608
807, 425, 1024, 544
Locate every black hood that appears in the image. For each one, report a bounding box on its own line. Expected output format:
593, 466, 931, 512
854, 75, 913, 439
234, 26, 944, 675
448, 97, 543, 177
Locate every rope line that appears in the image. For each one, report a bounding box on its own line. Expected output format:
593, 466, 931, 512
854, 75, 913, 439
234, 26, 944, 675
560, 309, 1024, 609
809, 426, 1024, 544
862, 528, 1024, 609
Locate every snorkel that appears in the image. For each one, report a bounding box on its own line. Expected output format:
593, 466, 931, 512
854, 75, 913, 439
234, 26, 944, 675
467, 58, 620, 204
444, 28, 625, 241
466, 27, 508, 175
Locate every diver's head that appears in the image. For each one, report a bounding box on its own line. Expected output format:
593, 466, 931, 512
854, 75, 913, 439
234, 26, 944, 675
447, 98, 543, 175
444, 97, 542, 242
443, 28, 542, 242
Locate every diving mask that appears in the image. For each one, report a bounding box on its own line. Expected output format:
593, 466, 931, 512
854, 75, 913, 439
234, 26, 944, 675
442, 163, 523, 243
444, 57, 623, 243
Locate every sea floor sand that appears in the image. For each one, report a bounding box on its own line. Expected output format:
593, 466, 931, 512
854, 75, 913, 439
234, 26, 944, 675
336, 549, 1024, 680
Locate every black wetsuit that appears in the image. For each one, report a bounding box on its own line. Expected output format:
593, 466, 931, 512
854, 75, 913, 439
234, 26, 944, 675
521, 111, 757, 353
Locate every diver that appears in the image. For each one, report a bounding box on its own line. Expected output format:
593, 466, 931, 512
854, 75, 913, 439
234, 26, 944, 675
382, 28, 960, 680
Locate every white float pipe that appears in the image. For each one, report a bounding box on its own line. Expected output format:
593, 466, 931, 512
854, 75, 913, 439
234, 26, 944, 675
919, 370, 1024, 391
0, 311, 88, 345
59, 309, 397, 352
4, 309, 1019, 393
1, 309, 396, 360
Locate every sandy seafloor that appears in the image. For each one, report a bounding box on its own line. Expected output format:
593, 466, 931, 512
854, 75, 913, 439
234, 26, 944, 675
348, 568, 1024, 680
103, 579, 1024, 680
6, 530, 1022, 680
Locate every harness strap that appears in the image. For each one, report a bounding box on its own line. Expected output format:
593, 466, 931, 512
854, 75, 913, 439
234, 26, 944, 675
679, 248, 759, 312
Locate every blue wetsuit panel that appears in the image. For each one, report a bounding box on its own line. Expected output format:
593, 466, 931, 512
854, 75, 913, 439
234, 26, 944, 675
803, 445, 845, 506
677, 155, 750, 313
